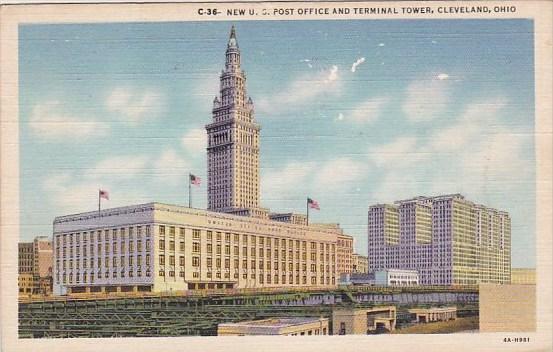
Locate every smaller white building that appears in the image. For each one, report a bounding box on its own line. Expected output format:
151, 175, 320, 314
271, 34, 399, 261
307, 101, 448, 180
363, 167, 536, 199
374, 269, 419, 286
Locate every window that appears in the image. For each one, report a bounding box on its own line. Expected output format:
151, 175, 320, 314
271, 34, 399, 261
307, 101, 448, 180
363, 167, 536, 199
179, 256, 185, 266
159, 239, 165, 250
159, 226, 165, 236
192, 257, 200, 267
159, 255, 165, 265
207, 257, 212, 267
207, 231, 212, 240
193, 242, 201, 253
169, 255, 175, 266
180, 241, 185, 251
193, 229, 201, 240
169, 241, 175, 250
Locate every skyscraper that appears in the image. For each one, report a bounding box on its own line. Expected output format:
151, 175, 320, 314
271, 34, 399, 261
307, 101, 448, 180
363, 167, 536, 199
368, 194, 511, 285
206, 26, 264, 218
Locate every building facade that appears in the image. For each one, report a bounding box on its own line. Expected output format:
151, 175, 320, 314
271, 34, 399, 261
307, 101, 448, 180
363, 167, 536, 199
374, 269, 419, 286
218, 317, 329, 336
332, 306, 396, 334
18, 236, 53, 295
368, 194, 511, 285
408, 307, 457, 323
18, 242, 34, 274
352, 253, 368, 273
53, 203, 354, 295
206, 25, 264, 218
511, 268, 536, 285
337, 233, 353, 274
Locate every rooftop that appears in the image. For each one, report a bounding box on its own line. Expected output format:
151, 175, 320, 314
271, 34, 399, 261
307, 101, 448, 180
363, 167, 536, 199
53, 202, 352, 239
219, 317, 326, 329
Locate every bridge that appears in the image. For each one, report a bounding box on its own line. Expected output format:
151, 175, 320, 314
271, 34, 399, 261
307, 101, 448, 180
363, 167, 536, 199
19, 286, 478, 338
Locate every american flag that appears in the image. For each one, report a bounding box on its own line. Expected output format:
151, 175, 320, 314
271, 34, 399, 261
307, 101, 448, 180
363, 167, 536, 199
307, 197, 320, 210
99, 189, 109, 200
190, 174, 201, 186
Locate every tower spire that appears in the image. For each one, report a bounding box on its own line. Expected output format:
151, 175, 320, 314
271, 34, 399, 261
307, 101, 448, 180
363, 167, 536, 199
228, 25, 238, 48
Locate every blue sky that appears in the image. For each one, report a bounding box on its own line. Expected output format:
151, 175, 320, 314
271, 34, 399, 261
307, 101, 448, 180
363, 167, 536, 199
19, 19, 535, 267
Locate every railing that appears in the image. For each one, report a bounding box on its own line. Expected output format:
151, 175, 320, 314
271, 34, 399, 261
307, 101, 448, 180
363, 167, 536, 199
18, 284, 478, 304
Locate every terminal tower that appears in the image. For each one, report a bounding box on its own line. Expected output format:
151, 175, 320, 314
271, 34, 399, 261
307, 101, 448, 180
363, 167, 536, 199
206, 26, 267, 219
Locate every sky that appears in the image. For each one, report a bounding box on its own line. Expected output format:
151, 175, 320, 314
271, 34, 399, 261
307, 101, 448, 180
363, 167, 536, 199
19, 19, 535, 267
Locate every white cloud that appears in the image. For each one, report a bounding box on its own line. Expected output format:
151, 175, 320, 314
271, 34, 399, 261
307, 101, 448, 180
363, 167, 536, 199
437, 73, 449, 80
256, 65, 342, 114
43, 172, 152, 214
327, 65, 339, 81
181, 128, 207, 154
351, 57, 366, 73
378, 43, 385, 47
336, 113, 344, 121
153, 148, 189, 184
43, 149, 196, 213
369, 136, 422, 168
29, 101, 108, 140
262, 161, 316, 197
262, 157, 368, 200
370, 96, 531, 203
402, 75, 451, 122
86, 155, 149, 180
106, 87, 164, 124
429, 98, 507, 152
347, 96, 390, 123
313, 158, 367, 191
300, 59, 313, 68
191, 72, 221, 104
460, 131, 531, 186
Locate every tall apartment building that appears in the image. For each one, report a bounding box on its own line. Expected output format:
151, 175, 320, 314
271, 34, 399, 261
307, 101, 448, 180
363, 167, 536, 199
18, 236, 53, 295
368, 194, 511, 285
51, 27, 354, 295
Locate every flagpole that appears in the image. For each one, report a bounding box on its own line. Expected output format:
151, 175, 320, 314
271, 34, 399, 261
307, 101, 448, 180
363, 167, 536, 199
98, 189, 101, 216
188, 173, 192, 208
306, 198, 309, 226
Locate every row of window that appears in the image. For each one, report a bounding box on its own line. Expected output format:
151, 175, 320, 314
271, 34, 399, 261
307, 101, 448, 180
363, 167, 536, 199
56, 269, 152, 284
56, 254, 151, 270
55, 226, 151, 245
